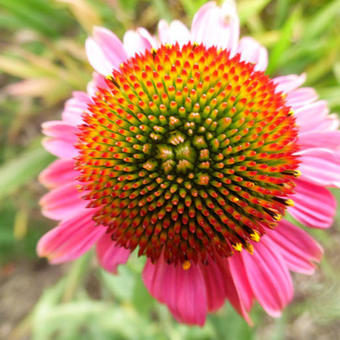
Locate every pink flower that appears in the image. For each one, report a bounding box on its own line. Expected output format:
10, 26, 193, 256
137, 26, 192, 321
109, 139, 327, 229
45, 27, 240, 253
38, 1, 339, 326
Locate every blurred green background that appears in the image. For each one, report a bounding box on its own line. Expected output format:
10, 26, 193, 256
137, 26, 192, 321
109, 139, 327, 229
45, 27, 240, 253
0, 0, 340, 339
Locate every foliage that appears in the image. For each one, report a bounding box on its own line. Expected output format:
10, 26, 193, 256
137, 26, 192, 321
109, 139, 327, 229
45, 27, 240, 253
0, 0, 339, 339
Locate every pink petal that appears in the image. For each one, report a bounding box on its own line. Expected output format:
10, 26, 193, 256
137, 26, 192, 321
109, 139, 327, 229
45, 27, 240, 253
288, 179, 336, 228
158, 19, 191, 47
142, 257, 207, 326
237, 37, 268, 72
123, 28, 156, 58
298, 148, 340, 187
191, 1, 239, 54
96, 233, 130, 273
241, 241, 293, 317
40, 182, 86, 221
273, 73, 306, 94
199, 257, 227, 312
86, 27, 128, 75
227, 253, 253, 312
286, 87, 318, 109
299, 131, 340, 149
39, 159, 77, 189
62, 91, 91, 126
37, 210, 106, 264
87, 72, 107, 97
267, 220, 323, 274
42, 121, 78, 159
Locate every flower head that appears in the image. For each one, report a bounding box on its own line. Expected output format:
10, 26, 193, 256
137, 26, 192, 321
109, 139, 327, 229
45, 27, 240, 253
38, 0, 339, 326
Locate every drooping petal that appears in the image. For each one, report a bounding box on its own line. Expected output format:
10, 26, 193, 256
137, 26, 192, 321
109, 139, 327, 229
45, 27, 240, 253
96, 233, 131, 273
86, 27, 128, 75
191, 0, 239, 53
37, 210, 106, 264
267, 220, 323, 274
273, 73, 306, 94
298, 148, 340, 187
299, 131, 340, 149
199, 257, 227, 312
42, 121, 78, 159
142, 257, 207, 326
237, 37, 268, 71
289, 179, 336, 229
39, 159, 78, 189
158, 19, 191, 47
40, 182, 86, 221
241, 241, 293, 317
123, 28, 156, 57
61, 91, 91, 126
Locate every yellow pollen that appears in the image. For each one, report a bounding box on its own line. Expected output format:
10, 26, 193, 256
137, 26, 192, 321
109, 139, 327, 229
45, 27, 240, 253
281, 93, 287, 99
288, 110, 294, 116
245, 243, 254, 255
273, 213, 282, 221
232, 243, 243, 252
285, 199, 295, 207
294, 170, 301, 178
250, 231, 260, 242
165, 43, 172, 48
182, 260, 191, 270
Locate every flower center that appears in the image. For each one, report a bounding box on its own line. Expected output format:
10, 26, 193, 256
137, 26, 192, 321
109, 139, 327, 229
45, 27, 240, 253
76, 42, 299, 266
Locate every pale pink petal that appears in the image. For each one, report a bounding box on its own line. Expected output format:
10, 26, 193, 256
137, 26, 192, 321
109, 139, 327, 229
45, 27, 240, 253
273, 74, 306, 94
87, 72, 107, 97
191, 1, 239, 54
289, 179, 336, 229
241, 241, 293, 317
237, 37, 268, 71
299, 131, 340, 149
42, 121, 78, 159
123, 28, 156, 58
286, 87, 318, 109
158, 20, 191, 47
268, 220, 323, 275
37, 210, 105, 264
40, 182, 86, 221
86, 27, 128, 75
62, 91, 91, 126
298, 148, 340, 187
39, 159, 77, 188
143, 256, 207, 326
96, 233, 130, 273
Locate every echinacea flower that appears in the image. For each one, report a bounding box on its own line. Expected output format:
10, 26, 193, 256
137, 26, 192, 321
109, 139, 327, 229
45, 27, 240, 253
38, 0, 340, 326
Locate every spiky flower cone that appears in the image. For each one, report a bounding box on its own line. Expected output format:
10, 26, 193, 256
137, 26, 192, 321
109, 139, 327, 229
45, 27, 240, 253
38, 1, 340, 326
76, 43, 299, 267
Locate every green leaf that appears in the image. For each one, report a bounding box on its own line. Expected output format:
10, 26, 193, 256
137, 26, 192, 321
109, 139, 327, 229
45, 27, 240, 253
238, 0, 271, 24
0, 144, 53, 200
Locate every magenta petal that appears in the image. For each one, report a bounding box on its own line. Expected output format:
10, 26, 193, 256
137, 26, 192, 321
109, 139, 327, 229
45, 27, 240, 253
142, 257, 207, 326
199, 256, 228, 312
241, 241, 293, 317
299, 131, 340, 149
37, 210, 106, 264
40, 182, 86, 221
39, 159, 77, 188
289, 179, 336, 228
87, 72, 107, 97
237, 37, 268, 71
96, 233, 130, 273
298, 148, 340, 187
191, 1, 239, 53
286, 87, 318, 109
267, 220, 323, 274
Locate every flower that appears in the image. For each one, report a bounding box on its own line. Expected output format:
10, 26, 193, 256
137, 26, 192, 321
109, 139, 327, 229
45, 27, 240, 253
38, 0, 340, 326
